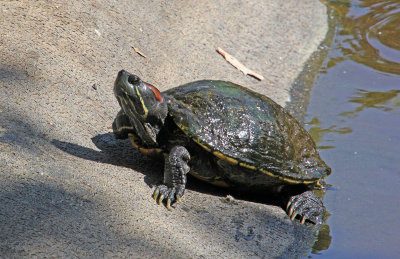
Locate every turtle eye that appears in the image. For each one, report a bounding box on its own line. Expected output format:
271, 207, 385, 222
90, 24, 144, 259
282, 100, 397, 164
127, 75, 141, 86
144, 83, 163, 102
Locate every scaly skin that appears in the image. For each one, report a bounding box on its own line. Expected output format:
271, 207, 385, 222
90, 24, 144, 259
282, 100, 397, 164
286, 191, 325, 225
153, 146, 190, 210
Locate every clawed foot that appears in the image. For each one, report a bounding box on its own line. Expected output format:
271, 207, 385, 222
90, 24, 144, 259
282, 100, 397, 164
153, 184, 185, 210
286, 191, 325, 225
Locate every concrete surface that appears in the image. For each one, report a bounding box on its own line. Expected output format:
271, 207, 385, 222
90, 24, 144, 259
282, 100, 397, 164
0, 0, 328, 258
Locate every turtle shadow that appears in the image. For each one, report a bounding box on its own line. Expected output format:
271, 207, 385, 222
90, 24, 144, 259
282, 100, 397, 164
52, 133, 162, 185
52, 133, 283, 207
51, 133, 232, 200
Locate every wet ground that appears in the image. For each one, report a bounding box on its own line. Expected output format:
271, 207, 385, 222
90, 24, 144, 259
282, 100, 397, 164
304, 0, 400, 258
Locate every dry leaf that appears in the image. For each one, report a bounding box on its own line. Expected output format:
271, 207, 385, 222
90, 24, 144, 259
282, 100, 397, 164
132, 46, 147, 58
217, 47, 264, 81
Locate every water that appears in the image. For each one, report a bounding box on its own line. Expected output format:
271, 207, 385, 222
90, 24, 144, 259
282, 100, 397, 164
306, 0, 400, 258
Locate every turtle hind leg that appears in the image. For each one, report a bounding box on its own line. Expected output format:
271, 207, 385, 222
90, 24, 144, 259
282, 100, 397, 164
153, 146, 190, 210
286, 190, 325, 225
280, 185, 325, 225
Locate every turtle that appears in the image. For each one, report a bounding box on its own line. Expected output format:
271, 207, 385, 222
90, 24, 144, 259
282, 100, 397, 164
112, 70, 331, 224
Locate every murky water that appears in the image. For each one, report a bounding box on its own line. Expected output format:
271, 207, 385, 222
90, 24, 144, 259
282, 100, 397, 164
305, 0, 400, 258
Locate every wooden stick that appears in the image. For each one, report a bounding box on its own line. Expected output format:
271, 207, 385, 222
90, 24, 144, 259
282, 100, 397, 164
217, 47, 264, 81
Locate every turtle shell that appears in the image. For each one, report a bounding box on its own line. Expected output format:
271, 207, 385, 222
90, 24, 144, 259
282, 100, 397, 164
164, 80, 330, 184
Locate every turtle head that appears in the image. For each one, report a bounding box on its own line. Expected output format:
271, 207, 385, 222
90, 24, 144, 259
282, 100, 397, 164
114, 70, 168, 146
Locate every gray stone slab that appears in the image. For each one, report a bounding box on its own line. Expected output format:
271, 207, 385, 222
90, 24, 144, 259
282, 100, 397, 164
0, 0, 327, 258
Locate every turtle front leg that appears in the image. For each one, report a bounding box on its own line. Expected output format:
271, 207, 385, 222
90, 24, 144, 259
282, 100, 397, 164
153, 146, 190, 210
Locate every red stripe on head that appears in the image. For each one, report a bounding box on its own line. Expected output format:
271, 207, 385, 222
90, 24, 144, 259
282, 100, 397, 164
144, 83, 163, 102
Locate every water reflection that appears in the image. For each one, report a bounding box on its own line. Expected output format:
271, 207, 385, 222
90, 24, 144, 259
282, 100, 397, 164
304, 1, 400, 257
306, 88, 399, 148
311, 223, 332, 255
306, 117, 352, 148
339, 89, 400, 118
325, 0, 400, 74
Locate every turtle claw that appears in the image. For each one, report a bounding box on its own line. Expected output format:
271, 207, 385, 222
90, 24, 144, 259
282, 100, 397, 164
286, 201, 292, 211
153, 184, 183, 210
153, 188, 160, 200
157, 194, 164, 205
288, 206, 294, 217
286, 191, 325, 225
166, 199, 172, 210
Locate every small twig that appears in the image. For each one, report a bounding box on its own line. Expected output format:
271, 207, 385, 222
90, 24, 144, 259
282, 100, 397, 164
132, 46, 147, 58
217, 47, 264, 81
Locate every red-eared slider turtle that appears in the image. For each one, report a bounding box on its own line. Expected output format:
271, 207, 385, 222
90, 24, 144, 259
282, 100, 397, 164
112, 70, 331, 224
